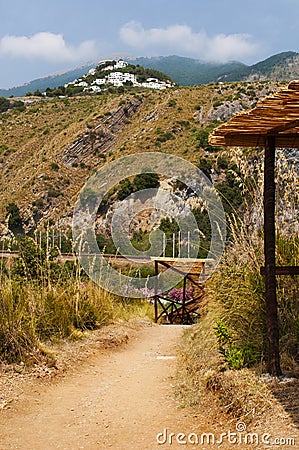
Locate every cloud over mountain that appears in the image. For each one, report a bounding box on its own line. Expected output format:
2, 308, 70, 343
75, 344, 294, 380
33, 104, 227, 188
0, 32, 98, 63
120, 21, 257, 62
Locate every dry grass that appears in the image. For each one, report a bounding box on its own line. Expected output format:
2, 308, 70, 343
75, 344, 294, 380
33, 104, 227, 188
175, 316, 276, 423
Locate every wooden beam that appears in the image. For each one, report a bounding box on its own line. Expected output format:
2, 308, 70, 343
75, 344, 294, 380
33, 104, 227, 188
264, 136, 282, 376
268, 118, 299, 134
260, 266, 299, 276
219, 133, 299, 148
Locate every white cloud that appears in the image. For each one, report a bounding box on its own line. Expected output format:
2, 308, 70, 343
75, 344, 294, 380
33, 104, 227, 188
0, 32, 97, 63
120, 22, 257, 62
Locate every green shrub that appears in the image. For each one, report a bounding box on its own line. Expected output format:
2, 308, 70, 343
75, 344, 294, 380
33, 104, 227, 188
0, 96, 10, 113
47, 187, 62, 198
167, 99, 176, 107
50, 162, 59, 171
6, 202, 23, 235
215, 319, 260, 369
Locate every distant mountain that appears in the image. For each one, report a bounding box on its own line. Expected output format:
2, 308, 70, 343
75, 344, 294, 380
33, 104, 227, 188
216, 51, 299, 82
1, 51, 299, 97
133, 52, 299, 85
132, 55, 247, 85
0, 63, 95, 97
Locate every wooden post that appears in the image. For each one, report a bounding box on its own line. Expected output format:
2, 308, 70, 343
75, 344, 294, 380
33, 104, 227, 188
162, 233, 166, 257
182, 275, 187, 323
178, 231, 181, 257
154, 260, 159, 323
172, 233, 175, 258
264, 136, 282, 376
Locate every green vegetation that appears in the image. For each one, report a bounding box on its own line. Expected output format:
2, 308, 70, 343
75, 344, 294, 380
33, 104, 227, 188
134, 52, 299, 85
216, 169, 243, 214
251, 51, 298, 76
117, 172, 160, 201
0, 96, 24, 113
6, 202, 23, 234
133, 56, 248, 85
195, 123, 220, 150
0, 96, 10, 113
50, 162, 59, 171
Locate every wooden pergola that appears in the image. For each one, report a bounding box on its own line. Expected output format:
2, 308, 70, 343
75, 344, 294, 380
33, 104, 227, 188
209, 80, 299, 376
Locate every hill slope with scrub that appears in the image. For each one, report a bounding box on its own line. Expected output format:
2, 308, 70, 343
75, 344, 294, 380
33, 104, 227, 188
0, 79, 286, 238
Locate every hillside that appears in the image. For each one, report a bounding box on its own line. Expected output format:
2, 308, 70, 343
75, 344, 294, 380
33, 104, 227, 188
45, 59, 174, 96
0, 79, 285, 240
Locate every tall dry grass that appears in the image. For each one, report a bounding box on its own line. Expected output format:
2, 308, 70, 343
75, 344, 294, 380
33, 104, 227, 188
0, 237, 153, 364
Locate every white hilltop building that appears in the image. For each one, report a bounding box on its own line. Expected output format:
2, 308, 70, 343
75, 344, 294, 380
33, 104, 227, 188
141, 78, 173, 90
65, 60, 174, 93
106, 71, 138, 86
106, 59, 128, 70
92, 78, 106, 86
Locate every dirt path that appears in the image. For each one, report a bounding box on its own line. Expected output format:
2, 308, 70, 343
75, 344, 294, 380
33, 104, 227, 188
0, 324, 220, 450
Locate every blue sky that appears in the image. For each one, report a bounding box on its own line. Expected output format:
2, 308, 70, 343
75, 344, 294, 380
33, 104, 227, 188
0, 0, 299, 88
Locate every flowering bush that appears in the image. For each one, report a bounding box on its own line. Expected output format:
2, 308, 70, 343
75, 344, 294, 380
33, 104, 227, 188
123, 285, 162, 300
167, 287, 193, 303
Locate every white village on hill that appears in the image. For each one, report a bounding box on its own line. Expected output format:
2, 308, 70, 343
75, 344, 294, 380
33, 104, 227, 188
65, 59, 174, 92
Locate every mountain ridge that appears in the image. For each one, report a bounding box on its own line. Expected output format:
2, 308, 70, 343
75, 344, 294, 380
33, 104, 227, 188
133, 51, 299, 84
1, 51, 299, 97
0, 63, 95, 98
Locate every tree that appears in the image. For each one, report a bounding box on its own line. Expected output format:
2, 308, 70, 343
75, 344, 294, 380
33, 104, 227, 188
133, 173, 160, 191
198, 158, 212, 180
117, 180, 134, 200
0, 96, 10, 113
6, 202, 23, 234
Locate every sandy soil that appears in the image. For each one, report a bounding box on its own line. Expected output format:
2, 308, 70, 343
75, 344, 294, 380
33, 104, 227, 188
0, 324, 207, 449
0, 322, 297, 450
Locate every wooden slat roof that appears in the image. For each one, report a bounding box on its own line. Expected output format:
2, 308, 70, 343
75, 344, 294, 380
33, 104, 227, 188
209, 80, 299, 148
